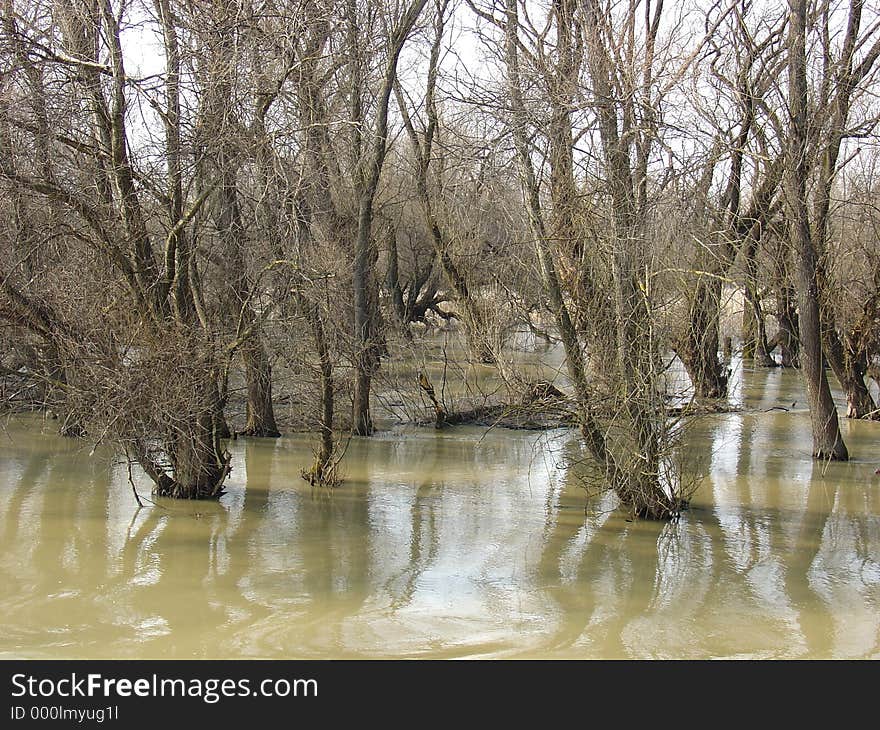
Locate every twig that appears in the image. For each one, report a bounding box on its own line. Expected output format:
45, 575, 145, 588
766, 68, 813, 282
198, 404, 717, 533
126, 454, 144, 508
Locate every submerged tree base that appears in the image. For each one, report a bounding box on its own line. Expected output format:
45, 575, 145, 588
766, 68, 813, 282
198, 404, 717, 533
626, 495, 689, 521
845, 393, 880, 421
135, 438, 232, 501
152, 475, 229, 500
813, 447, 849, 462
300, 465, 340, 488
300, 453, 341, 488
235, 427, 282, 438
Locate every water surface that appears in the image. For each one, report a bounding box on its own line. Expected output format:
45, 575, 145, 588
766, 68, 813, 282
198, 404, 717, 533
1, 362, 879, 658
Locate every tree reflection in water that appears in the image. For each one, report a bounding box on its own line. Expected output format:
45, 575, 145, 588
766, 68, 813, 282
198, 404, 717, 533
1, 366, 878, 658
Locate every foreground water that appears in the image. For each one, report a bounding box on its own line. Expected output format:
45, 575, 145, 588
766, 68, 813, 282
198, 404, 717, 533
1, 362, 879, 658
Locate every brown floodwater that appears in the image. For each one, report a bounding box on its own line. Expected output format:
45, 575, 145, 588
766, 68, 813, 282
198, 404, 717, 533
1, 356, 879, 659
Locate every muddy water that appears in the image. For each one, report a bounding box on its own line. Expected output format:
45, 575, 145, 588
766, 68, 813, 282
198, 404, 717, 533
1, 362, 879, 659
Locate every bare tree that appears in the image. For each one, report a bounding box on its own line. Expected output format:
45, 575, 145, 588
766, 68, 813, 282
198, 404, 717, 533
785, 0, 848, 460
394, 0, 501, 363
187, 0, 282, 438
489, 0, 693, 518
1, 0, 235, 497
811, 0, 880, 419
349, 0, 428, 436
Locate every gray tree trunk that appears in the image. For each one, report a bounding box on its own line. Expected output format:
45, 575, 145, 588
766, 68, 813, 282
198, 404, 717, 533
786, 0, 848, 460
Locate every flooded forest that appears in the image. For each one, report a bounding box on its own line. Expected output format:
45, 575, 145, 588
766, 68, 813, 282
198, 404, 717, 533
1, 0, 880, 659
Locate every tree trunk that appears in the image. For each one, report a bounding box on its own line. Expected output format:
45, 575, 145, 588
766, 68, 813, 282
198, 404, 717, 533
36, 343, 85, 437
140, 375, 232, 499
165, 416, 229, 498
680, 277, 728, 399
300, 298, 336, 485
741, 232, 776, 367
386, 231, 409, 328
203, 11, 280, 440
349, 0, 427, 436
823, 330, 877, 419
352, 197, 377, 436
241, 338, 281, 437
786, 0, 847, 460
776, 290, 800, 367
582, 0, 679, 518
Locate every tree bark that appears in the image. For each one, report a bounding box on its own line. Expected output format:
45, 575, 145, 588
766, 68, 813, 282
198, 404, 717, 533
679, 278, 728, 399
241, 337, 281, 437
741, 235, 777, 367
200, 8, 280, 439
822, 329, 876, 418
786, 0, 847, 460
350, 0, 428, 436
504, 0, 679, 519
299, 297, 336, 484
